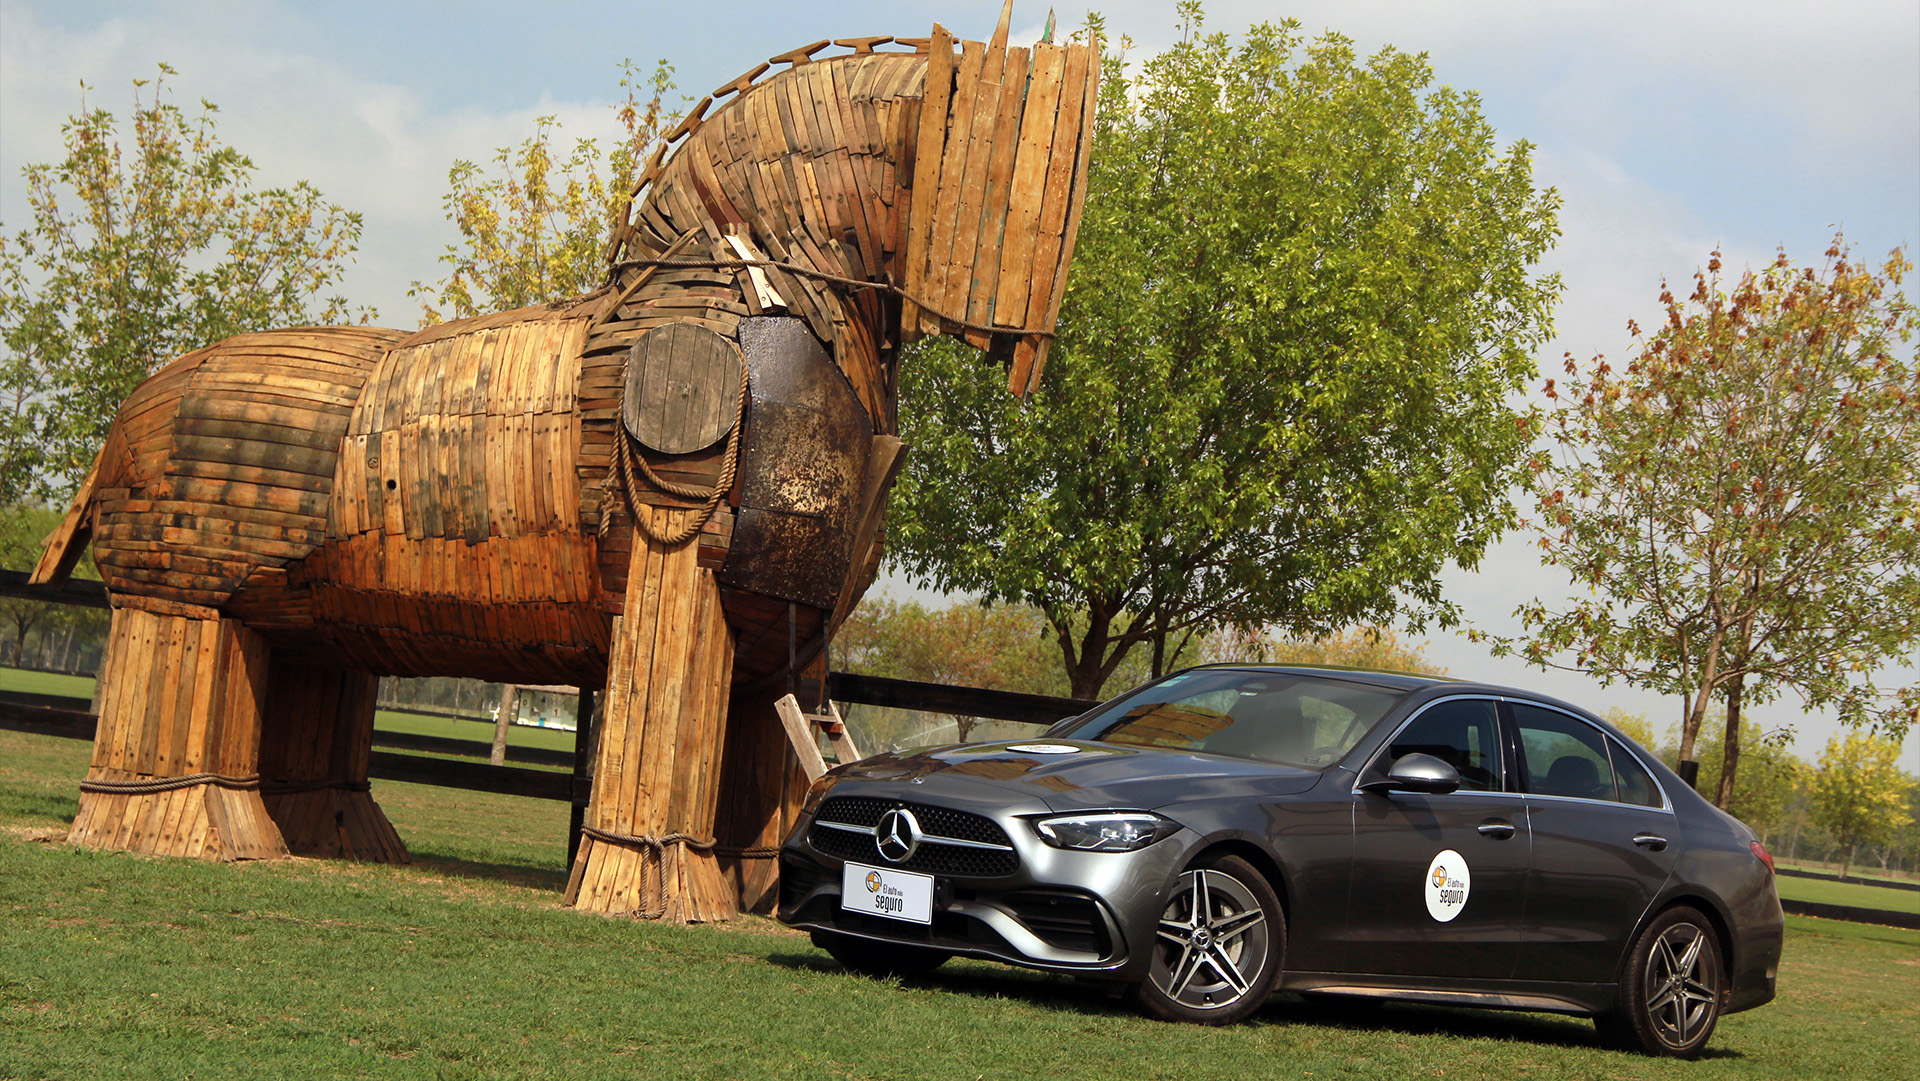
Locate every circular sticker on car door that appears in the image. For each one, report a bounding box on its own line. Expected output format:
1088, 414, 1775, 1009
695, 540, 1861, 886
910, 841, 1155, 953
1424, 849, 1472, 922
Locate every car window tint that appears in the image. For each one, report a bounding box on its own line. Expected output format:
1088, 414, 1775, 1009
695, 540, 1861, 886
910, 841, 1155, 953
1512, 704, 1618, 801
1386, 699, 1502, 791
1063, 670, 1405, 769
1608, 737, 1662, 807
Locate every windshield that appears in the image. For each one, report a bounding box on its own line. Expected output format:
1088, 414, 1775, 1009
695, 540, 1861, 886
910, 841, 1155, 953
1056, 669, 1407, 770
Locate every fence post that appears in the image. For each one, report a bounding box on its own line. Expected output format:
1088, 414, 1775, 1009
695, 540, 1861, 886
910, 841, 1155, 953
567, 687, 597, 866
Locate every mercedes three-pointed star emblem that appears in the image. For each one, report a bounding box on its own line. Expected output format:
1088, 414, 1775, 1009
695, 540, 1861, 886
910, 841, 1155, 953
874, 808, 921, 863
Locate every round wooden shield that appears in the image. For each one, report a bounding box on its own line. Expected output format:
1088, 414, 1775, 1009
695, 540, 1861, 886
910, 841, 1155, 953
622, 323, 744, 455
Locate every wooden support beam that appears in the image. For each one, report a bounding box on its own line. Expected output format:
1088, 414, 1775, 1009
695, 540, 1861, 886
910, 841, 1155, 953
774, 692, 829, 783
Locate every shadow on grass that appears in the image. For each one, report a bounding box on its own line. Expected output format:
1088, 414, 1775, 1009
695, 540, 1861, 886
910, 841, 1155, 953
770, 948, 1745, 1060
0, 792, 78, 824
765, 950, 1137, 1018
403, 849, 571, 893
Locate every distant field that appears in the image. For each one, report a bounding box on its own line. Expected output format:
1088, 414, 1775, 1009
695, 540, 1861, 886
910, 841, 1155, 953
4, 727, 1917, 1081
0, 666, 96, 699
0, 665, 575, 754
1777, 857, 1918, 886
1775, 874, 1920, 914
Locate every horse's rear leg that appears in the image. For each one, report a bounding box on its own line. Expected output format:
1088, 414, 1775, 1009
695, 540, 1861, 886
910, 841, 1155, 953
69, 605, 288, 860
257, 658, 409, 863
565, 508, 735, 922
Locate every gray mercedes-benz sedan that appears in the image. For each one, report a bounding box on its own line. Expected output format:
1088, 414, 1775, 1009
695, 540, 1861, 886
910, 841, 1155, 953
777, 665, 1784, 1057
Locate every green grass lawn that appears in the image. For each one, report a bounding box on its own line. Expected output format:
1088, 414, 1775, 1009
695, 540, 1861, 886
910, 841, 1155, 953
3, 727, 1916, 1080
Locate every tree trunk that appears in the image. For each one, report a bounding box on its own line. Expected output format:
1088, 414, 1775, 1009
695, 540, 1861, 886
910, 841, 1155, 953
1715, 674, 1743, 811
491, 684, 519, 766
1840, 842, 1855, 882
1676, 631, 1725, 790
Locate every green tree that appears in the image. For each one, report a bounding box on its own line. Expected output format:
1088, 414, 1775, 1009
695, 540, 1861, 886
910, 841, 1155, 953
0, 502, 104, 670
1505, 239, 1920, 807
890, 4, 1560, 699
1200, 624, 1444, 677
411, 60, 676, 324
0, 65, 370, 502
834, 599, 1068, 743
1809, 732, 1913, 879
1663, 718, 1803, 839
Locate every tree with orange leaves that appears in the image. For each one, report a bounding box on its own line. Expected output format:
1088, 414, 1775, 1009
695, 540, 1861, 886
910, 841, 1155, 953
1502, 237, 1920, 807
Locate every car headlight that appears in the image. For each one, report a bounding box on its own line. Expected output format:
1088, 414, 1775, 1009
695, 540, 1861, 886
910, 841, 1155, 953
1033, 812, 1179, 852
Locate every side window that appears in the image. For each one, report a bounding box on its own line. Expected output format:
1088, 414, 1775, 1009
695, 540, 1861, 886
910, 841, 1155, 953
1387, 698, 1503, 791
1512, 704, 1617, 801
1609, 737, 1663, 808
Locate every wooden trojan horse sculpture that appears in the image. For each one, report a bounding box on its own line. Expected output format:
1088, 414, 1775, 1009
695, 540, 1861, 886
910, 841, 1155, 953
30, 5, 1099, 921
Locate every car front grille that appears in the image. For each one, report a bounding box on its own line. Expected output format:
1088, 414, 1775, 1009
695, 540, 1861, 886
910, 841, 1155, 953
810, 796, 1019, 878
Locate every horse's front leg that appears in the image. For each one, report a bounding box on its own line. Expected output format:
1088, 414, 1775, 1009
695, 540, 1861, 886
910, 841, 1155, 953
564, 506, 736, 921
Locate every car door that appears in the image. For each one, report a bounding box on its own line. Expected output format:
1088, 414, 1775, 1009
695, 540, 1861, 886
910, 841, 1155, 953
1346, 696, 1531, 980
1507, 702, 1679, 985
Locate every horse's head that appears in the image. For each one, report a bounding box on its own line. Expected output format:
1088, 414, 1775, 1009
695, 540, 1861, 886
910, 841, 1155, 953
611, 3, 1099, 395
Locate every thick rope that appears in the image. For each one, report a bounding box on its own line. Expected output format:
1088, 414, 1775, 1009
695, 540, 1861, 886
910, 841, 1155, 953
580, 825, 719, 852
578, 826, 721, 919
714, 845, 783, 858
80, 773, 260, 795
601, 357, 748, 548
608, 256, 1057, 341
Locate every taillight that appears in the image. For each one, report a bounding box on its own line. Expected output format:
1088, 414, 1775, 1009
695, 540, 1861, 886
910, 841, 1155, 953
1751, 840, 1776, 875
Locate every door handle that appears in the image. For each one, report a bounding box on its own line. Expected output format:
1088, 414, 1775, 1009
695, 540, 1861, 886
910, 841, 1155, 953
1633, 833, 1669, 851
1477, 819, 1516, 839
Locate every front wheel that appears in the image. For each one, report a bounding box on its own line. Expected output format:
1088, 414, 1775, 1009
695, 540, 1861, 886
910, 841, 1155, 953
1596, 906, 1723, 1057
1135, 853, 1285, 1024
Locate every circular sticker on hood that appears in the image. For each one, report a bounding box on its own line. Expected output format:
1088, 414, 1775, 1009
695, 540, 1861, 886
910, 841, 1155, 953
1005, 743, 1080, 755
1425, 849, 1472, 922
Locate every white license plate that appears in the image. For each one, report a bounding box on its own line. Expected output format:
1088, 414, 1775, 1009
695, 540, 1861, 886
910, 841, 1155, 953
841, 861, 934, 924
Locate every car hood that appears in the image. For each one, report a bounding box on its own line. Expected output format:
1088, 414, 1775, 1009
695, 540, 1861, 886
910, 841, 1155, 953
831, 739, 1325, 812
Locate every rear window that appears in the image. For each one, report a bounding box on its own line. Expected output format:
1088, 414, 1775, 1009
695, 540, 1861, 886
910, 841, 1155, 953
1057, 670, 1407, 769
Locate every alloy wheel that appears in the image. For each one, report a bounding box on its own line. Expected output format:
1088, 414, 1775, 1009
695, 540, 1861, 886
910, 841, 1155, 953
1643, 920, 1719, 1050
1150, 867, 1273, 1013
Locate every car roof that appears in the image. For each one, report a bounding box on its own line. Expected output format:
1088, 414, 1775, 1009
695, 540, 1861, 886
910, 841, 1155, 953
1189, 663, 1453, 693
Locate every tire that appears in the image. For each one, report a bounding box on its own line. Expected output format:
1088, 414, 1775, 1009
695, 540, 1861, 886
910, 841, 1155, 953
1596, 905, 1724, 1058
1135, 853, 1285, 1024
812, 931, 951, 978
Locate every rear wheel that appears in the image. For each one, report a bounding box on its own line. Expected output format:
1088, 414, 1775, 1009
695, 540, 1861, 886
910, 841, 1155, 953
1136, 854, 1284, 1024
812, 931, 951, 978
1596, 906, 1723, 1057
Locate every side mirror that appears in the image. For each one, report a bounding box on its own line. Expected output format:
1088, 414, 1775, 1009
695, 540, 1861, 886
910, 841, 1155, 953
1361, 753, 1461, 795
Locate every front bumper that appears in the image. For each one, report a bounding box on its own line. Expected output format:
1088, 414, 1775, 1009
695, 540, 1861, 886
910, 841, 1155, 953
775, 785, 1188, 979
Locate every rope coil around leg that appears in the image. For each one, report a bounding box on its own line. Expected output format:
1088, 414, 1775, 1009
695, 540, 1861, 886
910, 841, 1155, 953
578, 826, 722, 919
79, 773, 261, 795
600, 359, 748, 548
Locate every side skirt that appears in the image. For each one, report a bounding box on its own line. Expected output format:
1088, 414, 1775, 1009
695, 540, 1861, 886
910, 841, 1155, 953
1281, 972, 1613, 1016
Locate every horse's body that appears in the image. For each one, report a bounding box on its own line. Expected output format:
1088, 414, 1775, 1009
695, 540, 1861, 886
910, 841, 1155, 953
34, 14, 1098, 920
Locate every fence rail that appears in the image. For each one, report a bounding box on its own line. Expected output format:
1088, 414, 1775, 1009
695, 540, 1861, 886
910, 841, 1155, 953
1, 670, 1098, 805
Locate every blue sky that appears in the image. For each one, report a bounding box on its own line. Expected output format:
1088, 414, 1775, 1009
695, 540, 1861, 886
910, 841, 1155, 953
3, 1, 1917, 761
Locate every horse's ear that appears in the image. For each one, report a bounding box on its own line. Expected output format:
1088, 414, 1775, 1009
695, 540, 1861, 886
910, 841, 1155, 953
899, 12, 1100, 397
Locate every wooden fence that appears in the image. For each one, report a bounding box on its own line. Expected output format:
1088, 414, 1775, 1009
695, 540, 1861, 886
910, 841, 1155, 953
0, 568, 1100, 856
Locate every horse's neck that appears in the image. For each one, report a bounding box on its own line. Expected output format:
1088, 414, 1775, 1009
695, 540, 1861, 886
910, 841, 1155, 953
610, 53, 924, 431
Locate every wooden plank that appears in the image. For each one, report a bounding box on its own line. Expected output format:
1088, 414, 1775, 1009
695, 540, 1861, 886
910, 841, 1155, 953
903, 23, 956, 336
968, 45, 1031, 329
995, 43, 1065, 325
926, 39, 987, 330
1024, 44, 1101, 390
